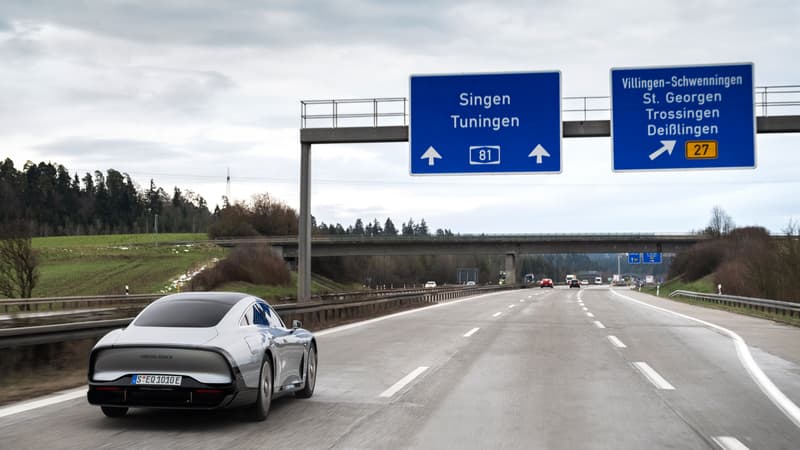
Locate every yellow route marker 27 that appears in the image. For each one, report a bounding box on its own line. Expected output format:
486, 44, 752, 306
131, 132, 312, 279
685, 140, 718, 160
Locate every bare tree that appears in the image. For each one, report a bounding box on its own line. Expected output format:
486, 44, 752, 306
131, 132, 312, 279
0, 224, 40, 299
706, 206, 735, 238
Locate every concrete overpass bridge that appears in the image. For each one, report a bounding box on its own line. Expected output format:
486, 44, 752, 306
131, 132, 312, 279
215, 233, 707, 283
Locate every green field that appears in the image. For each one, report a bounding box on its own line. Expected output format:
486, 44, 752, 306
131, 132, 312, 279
18, 233, 357, 300
641, 275, 715, 297
32, 233, 207, 249
28, 234, 225, 297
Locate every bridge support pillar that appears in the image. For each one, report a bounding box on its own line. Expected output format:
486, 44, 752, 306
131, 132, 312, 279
298, 142, 312, 302
505, 253, 516, 285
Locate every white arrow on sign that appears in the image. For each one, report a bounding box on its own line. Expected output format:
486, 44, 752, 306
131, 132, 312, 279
420, 146, 442, 166
527, 144, 550, 164
648, 140, 677, 161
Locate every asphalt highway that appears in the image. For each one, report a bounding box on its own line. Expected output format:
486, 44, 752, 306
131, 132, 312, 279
2, 286, 800, 449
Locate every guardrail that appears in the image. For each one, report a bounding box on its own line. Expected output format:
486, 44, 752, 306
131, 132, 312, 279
669, 290, 800, 319
0, 285, 512, 347
0, 286, 468, 315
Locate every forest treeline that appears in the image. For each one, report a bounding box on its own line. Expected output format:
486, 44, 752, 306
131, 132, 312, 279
0, 159, 212, 236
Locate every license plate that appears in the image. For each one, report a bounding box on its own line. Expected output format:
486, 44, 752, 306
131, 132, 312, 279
132, 374, 182, 386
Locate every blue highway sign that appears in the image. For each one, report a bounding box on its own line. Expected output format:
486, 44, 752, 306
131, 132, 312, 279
410, 72, 561, 175
628, 253, 642, 264
642, 252, 663, 264
611, 63, 755, 171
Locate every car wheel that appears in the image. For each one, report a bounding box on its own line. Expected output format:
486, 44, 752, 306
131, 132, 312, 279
296, 344, 317, 399
101, 406, 128, 418
250, 358, 273, 421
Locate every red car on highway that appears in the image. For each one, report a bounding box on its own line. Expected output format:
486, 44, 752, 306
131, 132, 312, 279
539, 278, 554, 288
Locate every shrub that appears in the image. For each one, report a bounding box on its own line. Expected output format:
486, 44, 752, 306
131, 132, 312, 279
191, 245, 290, 290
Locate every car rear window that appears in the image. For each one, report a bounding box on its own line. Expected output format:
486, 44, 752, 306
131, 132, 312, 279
134, 299, 235, 327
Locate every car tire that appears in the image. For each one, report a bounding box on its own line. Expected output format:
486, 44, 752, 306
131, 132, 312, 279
101, 406, 128, 418
250, 357, 273, 421
295, 344, 317, 399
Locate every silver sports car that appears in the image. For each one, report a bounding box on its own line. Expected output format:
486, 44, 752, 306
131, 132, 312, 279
87, 292, 317, 420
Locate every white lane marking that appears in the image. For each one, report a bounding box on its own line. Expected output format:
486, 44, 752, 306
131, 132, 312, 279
593, 321, 606, 329
587, 312, 595, 318
611, 289, 800, 429
463, 327, 480, 337
379, 366, 429, 398
712, 436, 749, 450
492, 312, 502, 318
0, 386, 86, 419
315, 290, 509, 337
582, 307, 588, 311
632, 362, 675, 390
577, 290, 584, 302
607, 335, 627, 348
527, 295, 532, 298
520, 299, 525, 302
508, 304, 516, 309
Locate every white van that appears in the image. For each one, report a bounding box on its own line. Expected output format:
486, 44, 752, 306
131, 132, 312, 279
594, 277, 603, 285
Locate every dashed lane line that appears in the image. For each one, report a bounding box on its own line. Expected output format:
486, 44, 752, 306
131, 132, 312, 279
463, 327, 480, 338
379, 366, 429, 398
593, 321, 606, 329
712, 436, 749, 450
632, 362, 675, 390
492, 312, 502, 318
607, 335, 627, 348
611, 289, 800, 429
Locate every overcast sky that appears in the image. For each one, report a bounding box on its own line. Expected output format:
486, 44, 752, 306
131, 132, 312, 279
2, 1, 799, 234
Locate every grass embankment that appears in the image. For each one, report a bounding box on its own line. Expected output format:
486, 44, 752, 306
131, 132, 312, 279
217, 273, 359, 303
641, 276, 716, 297
25, 233, 356, 300
642, 275, 800, 327
30, 233, 224, 298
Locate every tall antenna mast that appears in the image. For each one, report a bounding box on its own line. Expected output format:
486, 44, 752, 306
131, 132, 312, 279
226, 167, 231, 203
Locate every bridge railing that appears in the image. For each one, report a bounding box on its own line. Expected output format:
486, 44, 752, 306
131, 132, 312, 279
301, 85, 800, 128
669, 290, 800, 319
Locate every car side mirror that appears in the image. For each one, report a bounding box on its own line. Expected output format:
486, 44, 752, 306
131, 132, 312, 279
292, 320, 302, 329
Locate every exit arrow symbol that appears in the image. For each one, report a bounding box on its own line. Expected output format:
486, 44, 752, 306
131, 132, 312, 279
420, 146, 442, 166
527, 144, 550, 164
648, 140, 677, 161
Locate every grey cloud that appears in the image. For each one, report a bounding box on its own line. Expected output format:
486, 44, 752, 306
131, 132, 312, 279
0, 0, 459, 49
37, 138, 184, 161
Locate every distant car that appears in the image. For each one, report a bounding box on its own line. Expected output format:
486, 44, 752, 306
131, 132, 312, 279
580, 279, 589, 285
569, 279, 581, 288
466, 281, 476, 286
539, 278, 554, 288
594, 277, 603, 285
87, 292, 317, 420
424, 281, 437, 288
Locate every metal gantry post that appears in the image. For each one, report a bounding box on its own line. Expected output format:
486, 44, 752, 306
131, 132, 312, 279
298, 142, 312, 302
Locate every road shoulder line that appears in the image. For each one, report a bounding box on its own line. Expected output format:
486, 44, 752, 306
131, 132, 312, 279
612, 288, 800, 429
